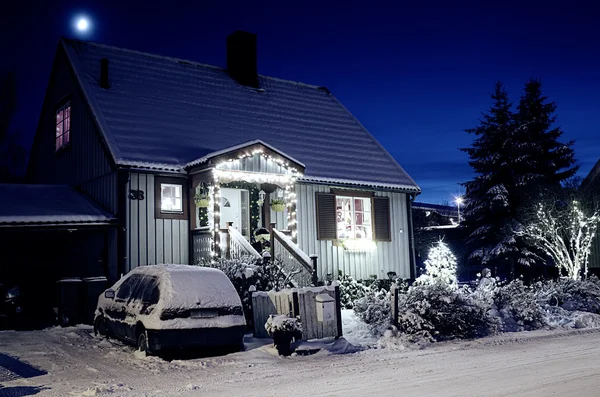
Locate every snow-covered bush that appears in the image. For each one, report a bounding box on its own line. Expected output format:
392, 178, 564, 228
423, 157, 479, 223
265, 314, 302, 335
535, 276, 600, 314
414, 240, 458, 287
337, 271, 368, 309
492, 279, 545, 331
396, 281, 490, 342
353, 287, 392, 337
265, 314, 302, 356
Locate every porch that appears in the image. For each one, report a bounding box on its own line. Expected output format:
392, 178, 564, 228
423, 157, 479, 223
187, 141, 318, 287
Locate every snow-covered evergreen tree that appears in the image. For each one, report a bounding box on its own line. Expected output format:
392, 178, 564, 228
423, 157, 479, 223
515, 79, 578, 190
461, 82, 536, 272
462, 81, 577, 275
415, 240, 458, 286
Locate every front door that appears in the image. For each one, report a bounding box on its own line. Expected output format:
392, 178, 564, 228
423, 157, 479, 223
220, 188, 250, 240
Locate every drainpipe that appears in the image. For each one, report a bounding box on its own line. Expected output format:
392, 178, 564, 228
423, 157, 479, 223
406, 192, 418, 281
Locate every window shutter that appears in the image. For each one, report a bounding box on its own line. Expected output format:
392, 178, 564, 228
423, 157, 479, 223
373, 196, 391, 242
316, 192, 336, 240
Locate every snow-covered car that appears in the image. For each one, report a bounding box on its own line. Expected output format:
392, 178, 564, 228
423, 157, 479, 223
93, 265, 246, 354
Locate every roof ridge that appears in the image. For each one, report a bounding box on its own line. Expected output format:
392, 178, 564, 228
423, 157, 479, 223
60, 37, 322, 90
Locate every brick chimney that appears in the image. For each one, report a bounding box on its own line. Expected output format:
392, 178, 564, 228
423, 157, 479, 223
227, 31, 258, 88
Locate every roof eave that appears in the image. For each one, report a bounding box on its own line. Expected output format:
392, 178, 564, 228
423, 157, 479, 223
298, 176, 421, 194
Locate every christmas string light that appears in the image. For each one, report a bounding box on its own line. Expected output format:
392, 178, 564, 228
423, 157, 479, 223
205, 153, 303, 257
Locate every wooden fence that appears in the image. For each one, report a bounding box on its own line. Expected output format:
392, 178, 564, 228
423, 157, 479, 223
251, 285, 342, 340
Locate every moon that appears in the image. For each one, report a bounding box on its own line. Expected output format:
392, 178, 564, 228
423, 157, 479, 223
76, 17, 89, 32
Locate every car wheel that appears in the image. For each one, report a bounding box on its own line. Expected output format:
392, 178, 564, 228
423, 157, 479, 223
137, 328, 151, 355
94, 316, 107, 337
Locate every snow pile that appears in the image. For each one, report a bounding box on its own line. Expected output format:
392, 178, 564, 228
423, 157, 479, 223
293, 337, 362, 355
340, 309, 378, 347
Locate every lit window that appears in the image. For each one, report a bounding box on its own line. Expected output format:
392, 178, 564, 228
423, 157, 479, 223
161, 183, 182, 212
336, 196, 372, 239
56, 102, 71, 151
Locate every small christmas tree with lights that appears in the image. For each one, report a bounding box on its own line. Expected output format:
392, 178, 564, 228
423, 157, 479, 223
416, 240, 458, 287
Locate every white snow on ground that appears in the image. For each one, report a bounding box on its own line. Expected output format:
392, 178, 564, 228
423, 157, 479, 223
340, 309, 378, 347
2, 325, 600, 396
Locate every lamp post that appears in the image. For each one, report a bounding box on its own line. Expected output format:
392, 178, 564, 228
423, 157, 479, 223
455, 196, 464, 224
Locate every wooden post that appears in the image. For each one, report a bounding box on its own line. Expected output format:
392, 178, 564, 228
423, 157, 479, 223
226, 222, 233, 259
292, 290, 300, 318
334, 283, 343, 339
310, 255, 318, 286
249, 285, 256, 336
391, 282, 399, 327
269, 222, 276, 260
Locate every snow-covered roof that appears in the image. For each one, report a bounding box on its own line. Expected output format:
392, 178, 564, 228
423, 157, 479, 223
413, 202, 458, 218
582, 158, 600, 191
60, 38, 420, 192
0, 184, 115, 226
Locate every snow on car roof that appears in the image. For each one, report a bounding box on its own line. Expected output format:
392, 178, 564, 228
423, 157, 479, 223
131, 265, 241, 309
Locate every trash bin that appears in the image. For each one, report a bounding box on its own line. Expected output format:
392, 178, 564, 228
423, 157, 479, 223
82, 277, 108, 325
56, 278, 84, 326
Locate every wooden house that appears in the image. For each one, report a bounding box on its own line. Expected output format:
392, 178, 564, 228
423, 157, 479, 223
20, 31, 421, 289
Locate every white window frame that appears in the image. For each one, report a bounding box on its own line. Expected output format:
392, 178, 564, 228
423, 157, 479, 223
335, 195, 373, 240
160, 183, 183, 213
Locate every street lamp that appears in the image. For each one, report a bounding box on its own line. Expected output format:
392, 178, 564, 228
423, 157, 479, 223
455, 196, 464, 224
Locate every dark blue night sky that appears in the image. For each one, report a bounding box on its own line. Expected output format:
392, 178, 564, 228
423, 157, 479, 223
2, 0, 599, 203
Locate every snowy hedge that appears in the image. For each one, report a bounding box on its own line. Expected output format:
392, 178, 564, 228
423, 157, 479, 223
397, 281, 490, 342
353, 287, 392, 336
535, 276, 600, 314
197, 256, 293, 328
337, 271, 368, 309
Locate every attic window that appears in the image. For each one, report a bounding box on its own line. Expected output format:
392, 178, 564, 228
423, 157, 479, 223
55, 102, 71, 151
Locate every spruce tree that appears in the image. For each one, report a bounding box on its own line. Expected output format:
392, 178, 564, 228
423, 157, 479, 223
461, 82, 537, 274
462, 81, 579, 277
515, 79, 578, 190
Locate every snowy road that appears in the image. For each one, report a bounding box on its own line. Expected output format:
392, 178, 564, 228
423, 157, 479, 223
1, 326, 600, 396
